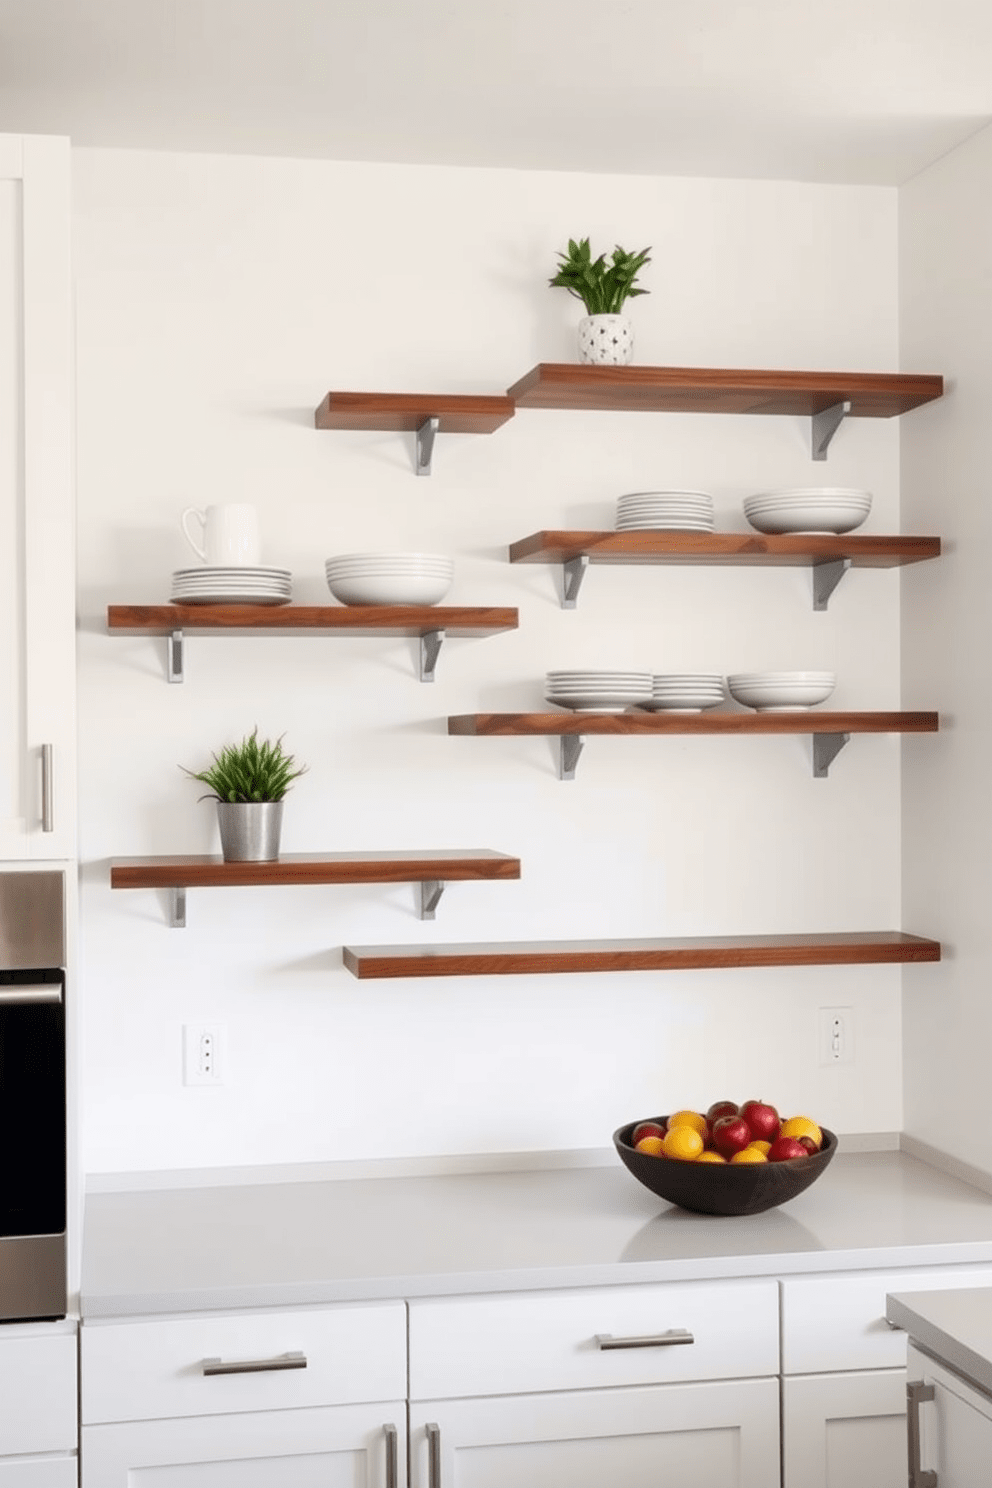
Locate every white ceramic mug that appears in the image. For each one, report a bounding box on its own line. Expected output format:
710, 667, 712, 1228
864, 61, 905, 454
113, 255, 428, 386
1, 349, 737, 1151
181, 504, 261, 566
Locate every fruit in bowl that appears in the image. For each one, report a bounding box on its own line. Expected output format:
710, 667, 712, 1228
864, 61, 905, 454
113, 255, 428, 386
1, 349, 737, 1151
615, 1102, 836, 1215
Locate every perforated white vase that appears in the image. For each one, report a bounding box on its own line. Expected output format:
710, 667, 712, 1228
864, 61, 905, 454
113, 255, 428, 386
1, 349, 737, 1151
578, 314, 634, 365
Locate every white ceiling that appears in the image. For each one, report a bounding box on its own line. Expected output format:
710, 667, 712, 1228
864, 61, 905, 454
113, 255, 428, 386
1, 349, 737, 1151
1, 0, 991, 186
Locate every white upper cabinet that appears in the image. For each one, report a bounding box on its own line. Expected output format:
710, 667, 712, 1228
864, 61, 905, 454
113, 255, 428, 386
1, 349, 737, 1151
0, 134, 75, 860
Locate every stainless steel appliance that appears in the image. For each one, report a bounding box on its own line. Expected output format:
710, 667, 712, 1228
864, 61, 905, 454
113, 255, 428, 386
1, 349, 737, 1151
0, 871, 67, 1320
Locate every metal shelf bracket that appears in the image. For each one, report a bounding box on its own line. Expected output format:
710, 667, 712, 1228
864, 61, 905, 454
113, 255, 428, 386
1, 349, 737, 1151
813, 557, 852, 611
169, 886, 187, 928
168, 630, 185, 684
419, 630, 445, 683
416, 416, 440, 476
811, 399, 852, 461
420, 880, 445, 920
813, 731, 850, 778
561, 555, 589, 609
559, 735, 585, 781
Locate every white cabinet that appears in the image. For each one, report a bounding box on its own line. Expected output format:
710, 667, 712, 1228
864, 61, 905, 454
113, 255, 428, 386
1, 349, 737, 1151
0, 133, 75, 860
408, 1280, 781, 1488
0, 1324, 77, 1487
906, 1340, 992, 1486
80, 1301, 407, 1488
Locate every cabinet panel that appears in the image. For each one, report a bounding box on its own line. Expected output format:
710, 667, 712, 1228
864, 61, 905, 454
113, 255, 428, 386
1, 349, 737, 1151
0, 1463, 77, 1488
410, 1378, 779, 1488
81, 1404, 405, 1488
908, 1340, 992, 1487
782, 1369, 906, 1488
410, 1280, 778, 1398
81, 1302, 407, 1424
0, 1330, 77, 1455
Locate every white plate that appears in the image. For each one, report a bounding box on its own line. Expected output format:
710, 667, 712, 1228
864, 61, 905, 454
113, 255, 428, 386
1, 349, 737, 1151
171, 593, 293, 606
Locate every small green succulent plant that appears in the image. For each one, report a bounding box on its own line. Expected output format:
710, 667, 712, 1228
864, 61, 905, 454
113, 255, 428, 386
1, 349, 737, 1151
183, 728, 306, 803
549, 236, 652, 315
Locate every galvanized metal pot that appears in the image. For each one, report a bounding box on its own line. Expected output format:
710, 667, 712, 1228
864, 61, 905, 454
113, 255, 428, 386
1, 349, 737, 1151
216, 801, 284, 862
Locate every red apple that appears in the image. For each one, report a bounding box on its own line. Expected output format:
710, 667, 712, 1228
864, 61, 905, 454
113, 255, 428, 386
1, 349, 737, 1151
631, 1121, 666, 1145
796, 1135, 820, 1155
711, 1114, 752, 1157
767, 1136, 808, 1163
739, 1100, 781, 1143
706, 1100, 739, 1124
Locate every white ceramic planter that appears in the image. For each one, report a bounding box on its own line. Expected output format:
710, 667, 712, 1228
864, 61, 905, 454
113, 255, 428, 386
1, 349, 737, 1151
578, 313, 634, 365
216, 800, 284, 861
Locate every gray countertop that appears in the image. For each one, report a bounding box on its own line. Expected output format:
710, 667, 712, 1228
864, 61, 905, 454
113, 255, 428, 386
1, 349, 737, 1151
887, 1286, 992, 1397
80, 1146, 992, 1319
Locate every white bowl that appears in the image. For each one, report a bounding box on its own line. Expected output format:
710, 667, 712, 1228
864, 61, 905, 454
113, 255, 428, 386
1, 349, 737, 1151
727, 672, 836, 711
326, 572, 453, 606
743, 488, 872, 535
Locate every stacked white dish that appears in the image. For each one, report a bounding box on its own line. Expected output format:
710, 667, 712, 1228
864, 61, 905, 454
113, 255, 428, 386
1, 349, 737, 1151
615, 490, 715, 532
727, 671, 836, 711
641, 673, 726, 713
742, 488, 872, 535
170, 566, 293, 605
325, 553, 453, 606
545, 670, 653, 712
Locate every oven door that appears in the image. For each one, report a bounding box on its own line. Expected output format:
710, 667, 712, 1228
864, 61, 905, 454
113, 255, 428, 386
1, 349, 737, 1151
0, 967, 66, 1319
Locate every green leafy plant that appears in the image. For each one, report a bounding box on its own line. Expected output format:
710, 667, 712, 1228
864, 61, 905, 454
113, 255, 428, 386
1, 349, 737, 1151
549, 236, 652, 315
182, 728, 306, 803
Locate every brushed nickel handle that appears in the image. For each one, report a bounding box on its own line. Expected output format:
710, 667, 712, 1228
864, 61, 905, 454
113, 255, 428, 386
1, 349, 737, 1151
384, 1422, 398, 1488
201, 1349, 306, 1376
0, 984, 62, 1005
596, 1329, 694, 1350
41, 743, 53, 832
907, 1380, 938, 1488
426, 1422, 441, 1488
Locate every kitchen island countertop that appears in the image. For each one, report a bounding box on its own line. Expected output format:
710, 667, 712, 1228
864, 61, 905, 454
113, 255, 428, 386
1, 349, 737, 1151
80, 1145, 992, 1319
887, 1285, 992, 1396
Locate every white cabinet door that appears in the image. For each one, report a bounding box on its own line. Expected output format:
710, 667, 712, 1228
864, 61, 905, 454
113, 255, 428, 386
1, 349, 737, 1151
410, 1378, 779, 1488
0, 1463, 77, 1488
81, 1402, 405, 1488
0, 133, 75, 860
782, 1369, 906, 1488
907, 1340, 992, 1487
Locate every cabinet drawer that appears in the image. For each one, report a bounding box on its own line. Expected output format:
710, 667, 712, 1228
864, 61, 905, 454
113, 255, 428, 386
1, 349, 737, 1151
409, 1280, 778, 1398
0, 1330, 77, 1455
782, 1264, 992, 1374
81, 1301, 406, 1424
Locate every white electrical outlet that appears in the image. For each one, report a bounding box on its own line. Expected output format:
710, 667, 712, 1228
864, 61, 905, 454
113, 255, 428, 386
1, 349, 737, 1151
818, 1006, 854, 1067
183, 1023, 226, 1086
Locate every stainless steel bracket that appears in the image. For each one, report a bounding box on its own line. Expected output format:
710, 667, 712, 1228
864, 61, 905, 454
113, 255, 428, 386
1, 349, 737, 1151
420, 880, 445, 920
559, 735, 585, 780
561, 555, 589, 609
416, 416, 440, 476
813, 557, 852, 610
419, 629, 445, 682
811, 399, 852, 460
169, 887, 187, 929
168, 629, 185, 683
813, 731, 850, 777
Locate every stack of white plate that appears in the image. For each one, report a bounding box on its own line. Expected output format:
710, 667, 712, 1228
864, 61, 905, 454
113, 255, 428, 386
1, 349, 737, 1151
640, 673, 726, 713
325, 553, 453, 606
171, 566, 293, 605
727, 671, 836, 711
742, 488, 872, 535
545, 670, 653, 713
615, 490, 715, 532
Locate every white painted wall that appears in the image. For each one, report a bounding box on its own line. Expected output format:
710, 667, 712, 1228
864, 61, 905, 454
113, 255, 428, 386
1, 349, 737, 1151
900, 121, 992, 1172
72, 148, 908, 1174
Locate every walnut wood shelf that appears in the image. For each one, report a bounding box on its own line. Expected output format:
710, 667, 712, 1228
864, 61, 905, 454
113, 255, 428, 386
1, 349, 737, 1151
315, 391, 515, 475
508, 530, 942, 609
106, 604, 519, 684
111, 849, 521, 928
342, 931, 942, 980
447, 710, 939, 780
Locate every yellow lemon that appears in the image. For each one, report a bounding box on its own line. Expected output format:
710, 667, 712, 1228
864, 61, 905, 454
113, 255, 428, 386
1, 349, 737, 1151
750, 1140, 772, 1155
667, 1109, 708, 1138
695, 1150, 727, 1164
730, 1146, 768, 1164
634, 1134, 665, 1156
661, 1125, 705, 1161
780, 1116, 822, 1149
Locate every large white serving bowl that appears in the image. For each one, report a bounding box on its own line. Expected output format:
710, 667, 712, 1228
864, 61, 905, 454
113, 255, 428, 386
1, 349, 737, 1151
727, 671, 836, 711
324, 553, 454, 605
743, 488, 872, 535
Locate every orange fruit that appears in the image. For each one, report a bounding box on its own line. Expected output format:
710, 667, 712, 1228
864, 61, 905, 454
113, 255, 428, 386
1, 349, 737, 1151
661, 1125, 705, 1161
695, 1149, 727, 1164
730, 1146, 768, 1164
780, 1116, 822, 1149
667, 1109, 708, 1138
634, 1135, 665, 1156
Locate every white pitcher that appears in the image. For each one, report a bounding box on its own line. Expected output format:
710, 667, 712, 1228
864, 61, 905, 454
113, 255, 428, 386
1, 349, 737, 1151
181, 504, 261, 566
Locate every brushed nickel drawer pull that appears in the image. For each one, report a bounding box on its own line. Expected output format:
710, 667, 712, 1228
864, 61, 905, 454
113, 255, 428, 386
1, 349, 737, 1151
426, 1422, 441, 1488
41, 743, 54, 833
907, 1380, 938, 1488
201, 1349, 307, 1376
595, 1329, 695, 1350
384, 1422, 398, 1488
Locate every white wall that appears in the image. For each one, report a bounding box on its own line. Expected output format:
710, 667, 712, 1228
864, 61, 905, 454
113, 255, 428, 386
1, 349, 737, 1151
900, 122, 992, 1172
72, 147, 908, 1175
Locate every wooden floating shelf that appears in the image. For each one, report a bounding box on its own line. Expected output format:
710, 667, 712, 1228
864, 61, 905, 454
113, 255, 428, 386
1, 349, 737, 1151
314, 391, 515, 435
342, 931, 942, 980
111, 850, 521, 929
508, 530, 942, 568
505, 364, 945, 418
